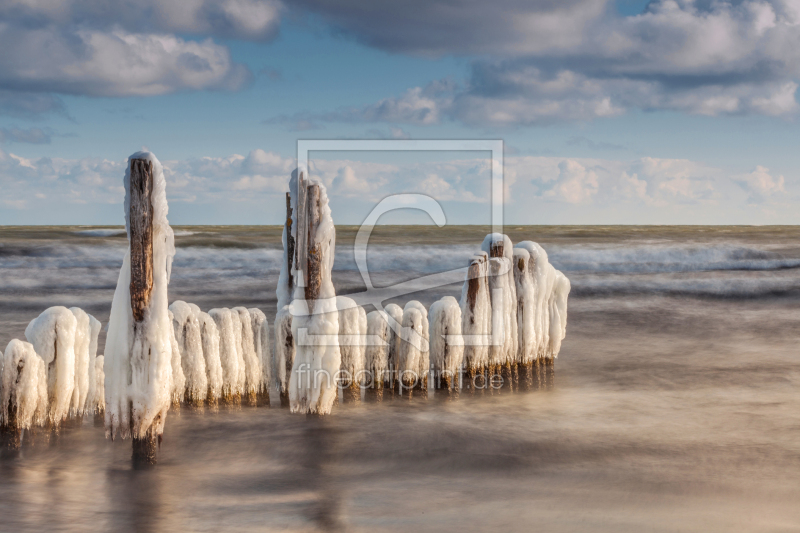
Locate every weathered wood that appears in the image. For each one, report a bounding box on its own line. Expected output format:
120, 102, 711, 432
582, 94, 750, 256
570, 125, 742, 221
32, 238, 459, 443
132, 423, 160, 469
294, 172, 308, 278
466, 259, 482, 322
489, 241, 504, 258
305, 183, 322, 309
129, 158, 154, 323
285, 192, 295, 293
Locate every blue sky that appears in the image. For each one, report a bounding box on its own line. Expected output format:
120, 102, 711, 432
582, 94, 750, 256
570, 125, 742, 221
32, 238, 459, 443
1, 0, 799, 225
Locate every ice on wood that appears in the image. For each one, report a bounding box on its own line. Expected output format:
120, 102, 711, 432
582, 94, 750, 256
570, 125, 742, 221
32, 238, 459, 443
25, 306, 77, 424
512, 248, 536, 365
193, 305, 224, 401
104, 151, 175, 440
93, 355, 105, 414
249, 308, 271, 397
274, 305, 294, 398
482, 234, 518, 369
397, 303, 428, 388
287, 171, 341, 415
383, 303, 404, 385
429, 296, 464, 389
1, 340, 48, 430
232, 307, 262, 398
169, 301, 208, 403
514, 241, 571, 361
336, 296, 367, 388
460, 253, 491, 372
365, 310, 390, 389
209, 308, 246, 400
68, 308, 100, 416
167, 310, 186, 404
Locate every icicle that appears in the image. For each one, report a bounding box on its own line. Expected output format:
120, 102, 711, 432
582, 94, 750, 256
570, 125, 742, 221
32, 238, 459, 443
209, 308, 246, 401
460, 252, 491, 378
384, 303, 404, 389
429, 296, 463, 391
274, 305, 294, 406
365, 310, 390, 391
104, 151, 175, 445
248, 308, 271, 400
336, 296, 367, 397
93, 355, 105, 414
192, 305, 223, 401
1, 339, 48, 431
25, 306, 77, 425
288, 172, 341, 415
169, 301, 208, 404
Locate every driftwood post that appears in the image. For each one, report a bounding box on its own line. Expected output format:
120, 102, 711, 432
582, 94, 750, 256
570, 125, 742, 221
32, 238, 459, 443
279, 192, 296, 408
464, 256, 486, 394
128, 158, 159, 466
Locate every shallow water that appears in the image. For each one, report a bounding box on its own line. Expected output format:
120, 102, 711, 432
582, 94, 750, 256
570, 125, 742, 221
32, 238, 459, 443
1, 226, 800, 532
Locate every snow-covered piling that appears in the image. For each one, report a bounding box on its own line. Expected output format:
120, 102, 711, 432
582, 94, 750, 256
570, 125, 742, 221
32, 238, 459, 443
104, 152, 175, 466
209, 308, 246, 402
482, 234, 518, 389
25, 306, 77, 425
429, 296, 463, 393
249, 308, 271, 405
513, 241, 571, 387
93, 356, 105, 414
460, 253, 491, 391
286, 172, 341, 415
192, 305, 224, 402
397, 301, 429, 395
384, 303, 404, 391
336, 296, 367, 402
365, 310, 390, 398
169, 301, 208, 404
1, 340, 48, 440
232, 307, 262, 404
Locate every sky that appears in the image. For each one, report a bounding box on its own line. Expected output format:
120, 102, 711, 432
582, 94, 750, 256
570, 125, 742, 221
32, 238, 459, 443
1, 0, 799, 225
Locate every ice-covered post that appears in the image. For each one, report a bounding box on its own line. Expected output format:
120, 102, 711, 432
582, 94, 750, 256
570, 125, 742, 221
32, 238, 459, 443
105, 153, 175, 468
275, 190, 296, 407
288, 172, 341, 415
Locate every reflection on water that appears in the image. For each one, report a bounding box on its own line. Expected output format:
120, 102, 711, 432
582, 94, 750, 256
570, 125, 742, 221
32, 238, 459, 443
1, 226, 800, 531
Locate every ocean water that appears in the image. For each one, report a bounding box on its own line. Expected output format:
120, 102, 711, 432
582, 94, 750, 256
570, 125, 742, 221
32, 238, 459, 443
1, 225, 800, 532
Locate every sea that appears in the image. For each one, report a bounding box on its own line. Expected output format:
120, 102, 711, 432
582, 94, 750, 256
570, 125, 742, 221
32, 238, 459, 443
0, 225, 799, 532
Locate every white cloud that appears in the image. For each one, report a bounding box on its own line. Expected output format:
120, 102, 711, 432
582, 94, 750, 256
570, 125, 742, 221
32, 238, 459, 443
735, 165, 787, 202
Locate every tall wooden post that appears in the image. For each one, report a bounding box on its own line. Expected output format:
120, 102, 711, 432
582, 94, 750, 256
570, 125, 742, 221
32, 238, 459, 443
285, 192, 295, 292
128, 158, 159, 467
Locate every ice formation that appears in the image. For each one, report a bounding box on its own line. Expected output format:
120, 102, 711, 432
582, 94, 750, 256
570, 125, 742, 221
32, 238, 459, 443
514, 241, 571, 361
93, 356, 105, 414
209, 308, 246, 400
336, 296, 367, 389
167, 309, 186, 404
249, 308, 271, 398
383, 303, 404, 386
68, 308, 101, 416
169, 301, 208, 403
0, 340, 48, 430
482, 234, 518, 370
285, 172, 341, 415
193, 305, 224, 401
428, 296, 464, 389
25, 306, 77, 424
512, 248, 536, 366
460, 252, 491, 373
365, 310, 390, 389
397, 303, 427, 389
232, 307, 262, 398
274, 305, 294, 400
104, 151, 175, 441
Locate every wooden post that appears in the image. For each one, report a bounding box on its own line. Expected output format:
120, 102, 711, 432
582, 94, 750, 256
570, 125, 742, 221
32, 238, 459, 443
305, 183, 322, 308
1, 360, 23, 451
128, 158, 159, 467
286, 192, 295, 292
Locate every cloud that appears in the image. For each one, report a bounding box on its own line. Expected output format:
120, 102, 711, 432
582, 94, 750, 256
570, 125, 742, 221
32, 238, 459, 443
286, 0, 800, 124
0, 126, 52, 144
735, 165, 786, 202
